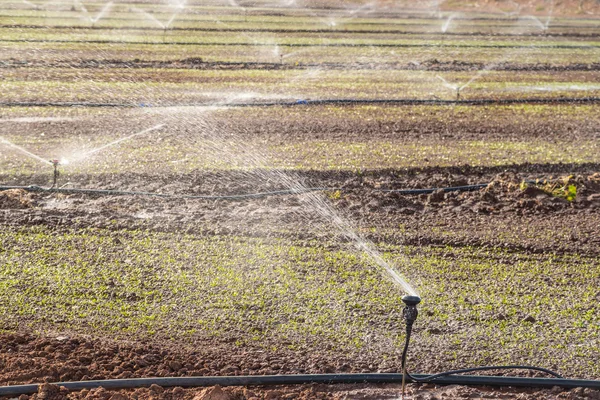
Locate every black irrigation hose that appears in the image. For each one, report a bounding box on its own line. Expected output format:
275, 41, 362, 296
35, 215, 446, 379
0, 374, 599, 396
1, 8, 598, 25
2, 38, 599, 49
4, 24, 599, 37
0, 183, 487, 200
0, 185, 334, 200
4, 14, 600, 29
399, 305, 565, 391
399, 325, 564, 383
1, 97, 600, 109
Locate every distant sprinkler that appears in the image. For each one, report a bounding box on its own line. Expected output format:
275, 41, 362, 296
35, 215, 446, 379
50, 158, 68, 188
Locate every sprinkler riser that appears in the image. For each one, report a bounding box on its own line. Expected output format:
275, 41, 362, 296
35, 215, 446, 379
50, 159, 61, 188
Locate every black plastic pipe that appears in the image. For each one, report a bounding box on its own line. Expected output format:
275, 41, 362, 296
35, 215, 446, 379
3, 24, 599, 38
0, 374, 599, 397
0, 180, 557, 200
2, 38, 599, 49
2, 97, 600, 109
0, 183, 489, 200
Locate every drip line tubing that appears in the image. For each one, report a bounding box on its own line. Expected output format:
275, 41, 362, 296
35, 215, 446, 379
0, 182, 503, 200
3, 24, 598, 37
1, 97, 599, 109
2, 38, 598, 49
0, 373, 599, 396
0, 8, 594, 23
2, 61, 600, 73
0, 185, 335, 200
3, 15, 599, 29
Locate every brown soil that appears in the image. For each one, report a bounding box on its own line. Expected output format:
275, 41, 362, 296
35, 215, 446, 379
0, 189, 33, 210
1, 333, 598, 400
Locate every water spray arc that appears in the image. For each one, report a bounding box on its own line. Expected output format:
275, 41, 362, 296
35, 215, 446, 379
131, 6, 182, 34
74, 0, 113, 26
68, 124, 165, 163
0, 125, 164, 187
0, 137, 53, 167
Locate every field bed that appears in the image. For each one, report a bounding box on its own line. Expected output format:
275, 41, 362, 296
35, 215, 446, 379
2, 69, 600, 104
3, 42, 599, 65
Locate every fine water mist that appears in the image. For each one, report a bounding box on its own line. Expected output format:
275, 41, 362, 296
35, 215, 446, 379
74, 0, 113, 24
0, 137, 52, 166
66, 124, 165, 164
132, 7, 180, 29
441, 12, 460, 33
156, 107, 420, 298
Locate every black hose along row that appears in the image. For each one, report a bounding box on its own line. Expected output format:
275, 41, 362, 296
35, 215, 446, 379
1, 97, 600, 109
0, 182, 487, 199
3, 38, 600, 49
4, 24, 600, 37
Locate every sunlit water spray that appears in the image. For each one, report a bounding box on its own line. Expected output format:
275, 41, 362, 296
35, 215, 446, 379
132, 7, 168, 29
2, 124, 165, 181
434, 45, 533, 99
519, 15, 550, 32
67, 124, 165, 164
506, 84, 600, 93
301, 188, 419, 296
518, 0, 554, 32
165, 13, 178, 29
0, 136, 52, 166
90, 2, 113, 24
493, 0, 522, 17
279, 0, 297, 7
161, 109, 419, 297
167, 0, 186, 10
75, 0, 113, 24
428, 0, 446, 19
132, 7, 180, 29
436, 75, 460, 98
206, 13, 281, 62
441, 13, 460, 33
21, 0, 41, 9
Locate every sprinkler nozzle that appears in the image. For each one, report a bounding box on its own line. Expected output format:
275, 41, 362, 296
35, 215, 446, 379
50, 159, 61, 188
402, 295, 421, 326
402, 295, 421, 307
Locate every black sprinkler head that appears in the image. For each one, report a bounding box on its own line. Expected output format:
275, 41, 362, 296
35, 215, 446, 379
402, 295, 421, 307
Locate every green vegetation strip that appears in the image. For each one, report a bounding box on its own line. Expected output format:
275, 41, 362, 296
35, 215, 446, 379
0, 226, 598, 376
1, 138, 598, 176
